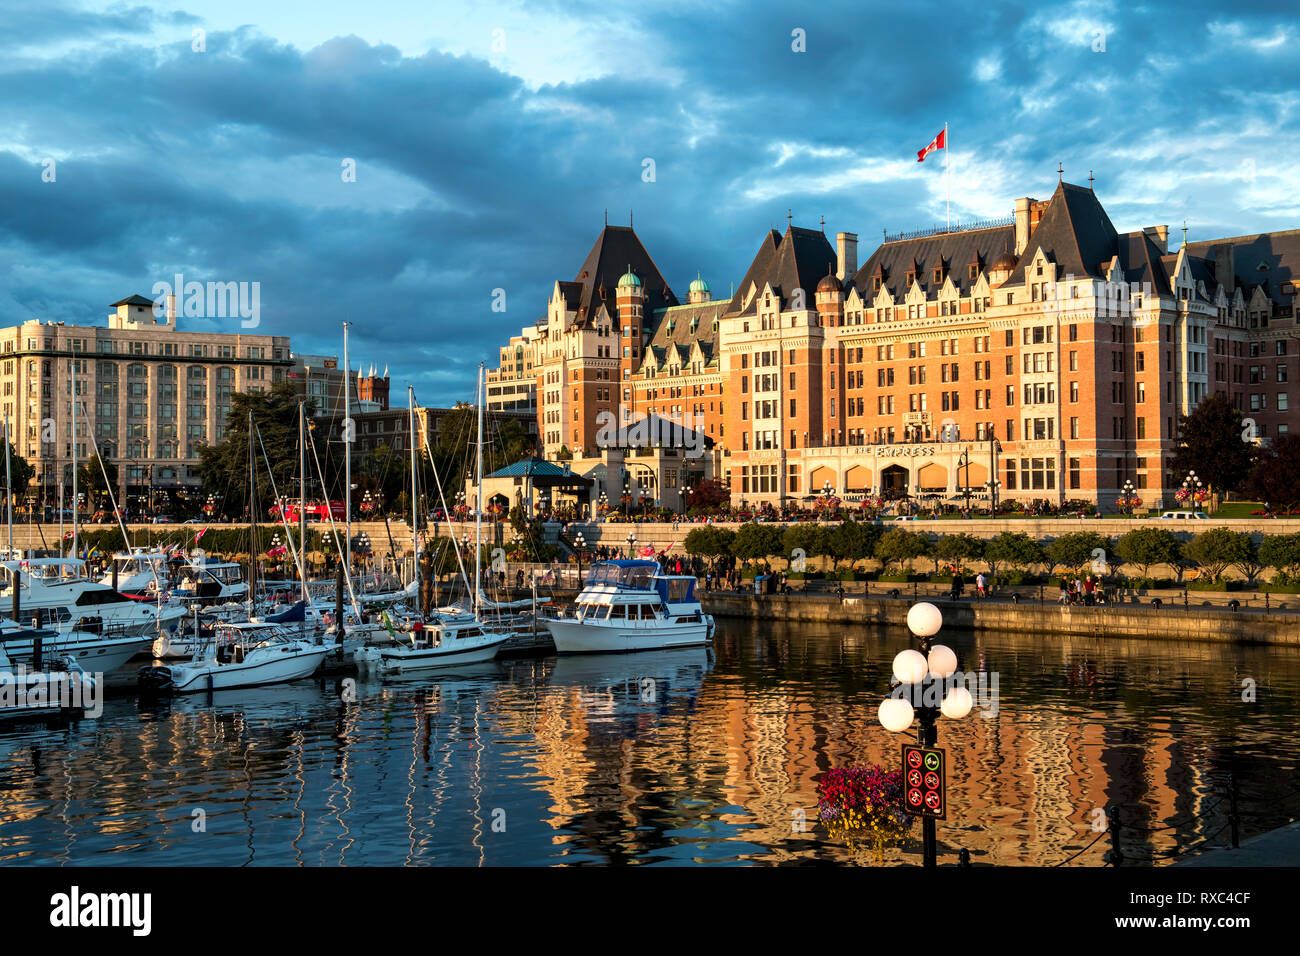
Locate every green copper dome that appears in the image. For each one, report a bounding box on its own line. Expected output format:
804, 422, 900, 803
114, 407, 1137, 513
617, 268, 642, 290
689, 274, 710, 294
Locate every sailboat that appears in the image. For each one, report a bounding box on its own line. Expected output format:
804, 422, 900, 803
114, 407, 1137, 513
355, 371, 511, 675
137, 411, 330, 693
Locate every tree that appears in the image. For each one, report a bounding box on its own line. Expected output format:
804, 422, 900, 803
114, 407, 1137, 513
2, 440, 35, 501
1260, 533, 1300, 580
934, 533, 984, 571
1244, 433, 1300, 510
1184, 527, 1252, 582
197, 381, 314, 517
731, 522, 783, 564
783, 524, 827, 569
1169, 392, 1256, 497
829, 520, 881, 570
684, 526, 735, 567
982, 532, 1042, 576
1045, 531, 1109, 574
685, 479, 728, 511
1114, 527, 1181, 580
874, 528, 929, 571
78, 454, 119, 507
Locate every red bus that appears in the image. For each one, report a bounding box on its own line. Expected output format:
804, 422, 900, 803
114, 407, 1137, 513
269, 500, 346, 522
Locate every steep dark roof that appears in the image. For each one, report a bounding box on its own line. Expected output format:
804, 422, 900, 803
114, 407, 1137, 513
1009, 181, 1119, 283
851, 224, 1014, 300
110, 294, 157, 307
1186, 230, 1300, 306
569, 225, 677, 326
727, 226, 836, 315
645, 299, 730, 367
1116, 231, 1173, 296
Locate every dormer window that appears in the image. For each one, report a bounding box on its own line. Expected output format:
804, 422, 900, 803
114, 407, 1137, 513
969, 264, 978, 280
906, 271, 916, 285
1036, 262, 1044, 277
933, 268, 943, 284
873, 277, 882, 292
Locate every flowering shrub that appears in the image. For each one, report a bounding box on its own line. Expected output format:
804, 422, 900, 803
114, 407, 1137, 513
816, 763, 914, 864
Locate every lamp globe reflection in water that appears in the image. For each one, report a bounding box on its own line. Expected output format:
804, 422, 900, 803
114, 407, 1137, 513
877, 601, 970, 868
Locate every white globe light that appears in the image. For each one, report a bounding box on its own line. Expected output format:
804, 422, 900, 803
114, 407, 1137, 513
892, 648, 929, 684
927, 644, 959, 679
941, 686, 974, 720
907, 601, 943, 638
878, 697, 915, 733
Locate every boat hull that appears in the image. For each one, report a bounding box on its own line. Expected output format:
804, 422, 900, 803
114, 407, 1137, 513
545, 618, 712, 654
0, 634, 152, 674
358, 634, 510, 673
138, 645, 330, 694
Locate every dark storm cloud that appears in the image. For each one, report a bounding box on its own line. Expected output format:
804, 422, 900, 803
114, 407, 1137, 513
0, 1, 1297, 403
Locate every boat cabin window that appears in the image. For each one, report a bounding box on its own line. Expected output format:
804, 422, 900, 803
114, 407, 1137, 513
586, 562, 656, 590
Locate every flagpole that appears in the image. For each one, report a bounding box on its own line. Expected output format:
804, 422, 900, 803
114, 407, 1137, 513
945, 122, 951, 233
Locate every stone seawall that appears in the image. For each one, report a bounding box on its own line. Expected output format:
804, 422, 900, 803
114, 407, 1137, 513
699, 591, 1300, 646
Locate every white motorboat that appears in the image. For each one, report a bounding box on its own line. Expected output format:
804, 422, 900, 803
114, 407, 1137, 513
99, 548, 171, 598
171, 557, 250, 606
354, 617, 511, 674
0, 615, 151, 673
545, 560, 714, 654
0, 643, 99, 721
137, 621, 331, 694
0, 558, 188, 637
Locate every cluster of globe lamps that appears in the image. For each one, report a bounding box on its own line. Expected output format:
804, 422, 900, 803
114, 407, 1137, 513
877, 602, 974, 736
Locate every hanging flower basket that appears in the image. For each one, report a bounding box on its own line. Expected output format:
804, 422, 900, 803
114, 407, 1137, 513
816, 764, 914, 865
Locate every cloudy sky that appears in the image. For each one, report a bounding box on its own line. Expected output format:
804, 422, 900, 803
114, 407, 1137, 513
2, 0, 1297, 405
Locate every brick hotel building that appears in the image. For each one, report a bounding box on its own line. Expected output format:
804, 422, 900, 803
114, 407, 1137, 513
498, 179, 1299, 510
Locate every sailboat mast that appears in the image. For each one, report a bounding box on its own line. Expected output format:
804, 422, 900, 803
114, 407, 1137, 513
474, 364, 483, 615
408, 387, 419, 614
248, 408, 255, 615
4, 415, 12, 555
299, 402, 307, 606
343, 321, 352, 582
71, 358, 78, 561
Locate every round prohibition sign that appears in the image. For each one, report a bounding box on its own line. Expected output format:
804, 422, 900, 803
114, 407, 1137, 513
907, 788, 923, 807
924, 790, 942, 810
907, 750, 924, 769
908, 769, 923, 787
925, 771, 940, 789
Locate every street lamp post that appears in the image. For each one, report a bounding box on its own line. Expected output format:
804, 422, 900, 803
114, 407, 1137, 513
1181, 470, 1202, 513
574, 531, 586, 584
876, 602, 973, 868
626, 532, 637, 560
983, 480, 1001, 515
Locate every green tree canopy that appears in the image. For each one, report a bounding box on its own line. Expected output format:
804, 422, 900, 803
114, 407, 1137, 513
3, 440, 36, 500
1113, 527, 1182, 579
934, 532, 984, 570
1045, 531, 1109, 573
684, 525, 735, 564
1260, 534, 1300, 578
731, 522, 783, 563
874, 528, 930, 570
828, 519, 881, 569
983, 532, 1043, 575
1170, 392, 1256, 495
1184, 527, 1252, 581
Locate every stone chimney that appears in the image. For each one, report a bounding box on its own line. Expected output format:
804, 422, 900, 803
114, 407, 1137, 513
836, 232, 858, 280
1212, 242, 1236, 294
1143, 225, 1170, 255
1014, 198, 1036, 256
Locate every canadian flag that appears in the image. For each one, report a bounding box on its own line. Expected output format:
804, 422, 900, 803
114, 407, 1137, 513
194, 527, 208, 544
917, 127, 946, 163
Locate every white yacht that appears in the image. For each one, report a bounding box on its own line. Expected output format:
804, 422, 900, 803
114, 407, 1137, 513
138, 621, 331, 693
0, 615, 151, 674
171, 557, 250, 606
0, 642, 99, 721
99, 549, 172, 598
545, 560, 714, 655
0, 558, 188, 637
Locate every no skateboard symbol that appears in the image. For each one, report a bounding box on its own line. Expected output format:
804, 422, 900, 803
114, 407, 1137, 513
902, 745, 947, 819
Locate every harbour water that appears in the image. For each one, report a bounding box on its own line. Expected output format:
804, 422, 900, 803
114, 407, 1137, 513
1, 618, 1297, 866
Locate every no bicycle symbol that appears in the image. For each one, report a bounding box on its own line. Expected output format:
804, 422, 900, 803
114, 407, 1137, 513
902, 744, 947, 819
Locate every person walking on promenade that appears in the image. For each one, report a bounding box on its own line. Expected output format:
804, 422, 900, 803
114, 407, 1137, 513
951, 570, 964, 600
1083, 576, 1095, 606
975, 572, 986, 599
